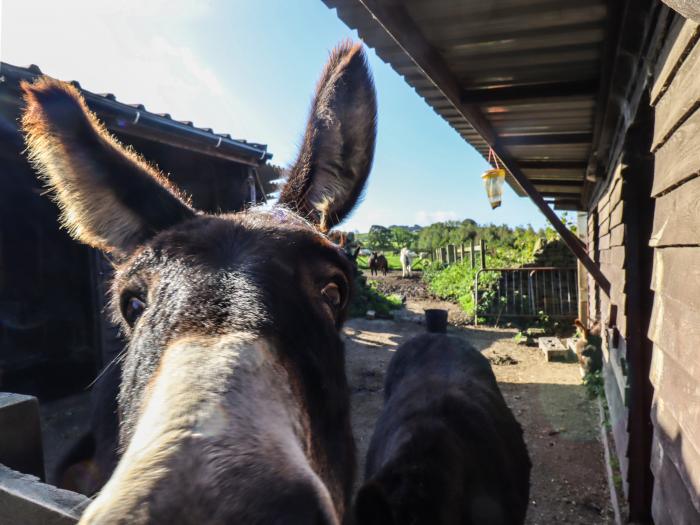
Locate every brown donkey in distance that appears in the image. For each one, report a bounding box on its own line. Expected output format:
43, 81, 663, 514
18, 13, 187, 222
21, 41, 376, 524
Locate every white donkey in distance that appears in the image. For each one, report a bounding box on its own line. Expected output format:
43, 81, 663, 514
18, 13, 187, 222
400, 247, 416, 278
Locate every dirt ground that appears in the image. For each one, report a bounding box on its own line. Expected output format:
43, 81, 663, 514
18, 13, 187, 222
347, 270, 615, 524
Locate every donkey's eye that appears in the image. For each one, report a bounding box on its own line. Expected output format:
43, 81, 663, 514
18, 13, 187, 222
122, 296, 147, 326
321, 282, 343, 308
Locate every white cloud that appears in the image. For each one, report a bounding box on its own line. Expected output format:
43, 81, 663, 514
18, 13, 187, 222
415, 210, 459, 225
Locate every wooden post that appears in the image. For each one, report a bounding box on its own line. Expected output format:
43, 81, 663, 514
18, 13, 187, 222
480, 240, 486, 269
460, 243, 465, 264
470, 238, 476, 268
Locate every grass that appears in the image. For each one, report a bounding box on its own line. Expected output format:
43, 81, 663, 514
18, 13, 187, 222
356, 253, 429, 271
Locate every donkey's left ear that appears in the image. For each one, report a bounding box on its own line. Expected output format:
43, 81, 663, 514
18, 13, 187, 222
279, 41, 377, 232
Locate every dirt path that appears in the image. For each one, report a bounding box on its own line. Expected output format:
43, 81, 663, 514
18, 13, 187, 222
346, 271, 614, 523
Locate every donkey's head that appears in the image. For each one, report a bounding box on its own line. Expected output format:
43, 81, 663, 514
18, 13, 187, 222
22, 41, 375, 524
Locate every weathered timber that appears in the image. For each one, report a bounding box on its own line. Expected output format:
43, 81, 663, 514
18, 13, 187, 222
653, 36, 700, 149
651, 247, 700, 311
653, 107, 700, 196
610, 224, 625, 247
650, 176, 700, 247
0, 394, 44, 481
0, 464, 88, 524
648, 292, 700, 382
649, 348, 700, 454
651, 15, 700, 104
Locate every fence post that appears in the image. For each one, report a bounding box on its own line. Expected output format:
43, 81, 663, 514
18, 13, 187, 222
460, 243, 465, 264
470, 239, 476, 269
480, 239, 486, 269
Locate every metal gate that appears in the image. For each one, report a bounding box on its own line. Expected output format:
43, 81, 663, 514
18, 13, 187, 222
474, 267, 578, 324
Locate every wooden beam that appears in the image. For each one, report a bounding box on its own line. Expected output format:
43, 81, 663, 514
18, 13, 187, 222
353, 0, 611, 297
500, 133, 593, 146
461, 79, 598, 104
519, 160, 587, 170
530, 179, 584, 187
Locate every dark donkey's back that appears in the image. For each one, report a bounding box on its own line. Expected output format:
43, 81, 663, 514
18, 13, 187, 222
356, 334, 531, 525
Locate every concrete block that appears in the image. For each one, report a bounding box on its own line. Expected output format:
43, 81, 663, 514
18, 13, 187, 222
538, 337, 569, 362
0, 463, 88, 524
0, 393, 45, 480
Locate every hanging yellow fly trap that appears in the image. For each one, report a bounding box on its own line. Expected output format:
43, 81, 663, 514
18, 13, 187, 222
482, 148, 506, 209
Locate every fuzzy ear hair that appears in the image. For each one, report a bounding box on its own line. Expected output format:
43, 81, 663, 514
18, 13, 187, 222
354, 481, 395, 525
278, 41, 377, 232
21, 78, 195, 255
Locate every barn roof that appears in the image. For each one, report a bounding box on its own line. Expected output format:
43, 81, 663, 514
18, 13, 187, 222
322, 0, 620, 210
0, 62, 272, 166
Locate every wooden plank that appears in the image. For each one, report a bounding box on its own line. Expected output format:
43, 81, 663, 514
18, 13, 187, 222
605, 330, 629, 405
610, 246, 626, 269
651, 391, 700, 506
649, 293, 700, 382
653, 107, 700, 197
0, 464, 87, 524
650, 430, 700, 525
609, 200, 624, 229
609, 177, 624, 209
599, 216, 610, 237
599, 233, 611, 251
651, 16, 700, 105
602, 358, 629, 488
651, 247, 700, 311
654, 37, 700, 149
601, 263, 625, 290
650, 346, 700, 456
610, 224, 625, 247
650, 175, 700, 247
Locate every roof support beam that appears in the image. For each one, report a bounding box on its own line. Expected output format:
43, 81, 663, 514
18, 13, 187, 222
461, 79, 598, 104
352, 0, 610, 296
500, 133, 593, 146
519, 160, 587, 170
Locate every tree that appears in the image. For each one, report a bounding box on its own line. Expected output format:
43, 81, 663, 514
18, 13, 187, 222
390, 226, 417, 250
366, 225, 393, 251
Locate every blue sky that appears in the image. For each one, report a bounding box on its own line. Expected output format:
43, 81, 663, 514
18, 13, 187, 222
2, 0, 550, 232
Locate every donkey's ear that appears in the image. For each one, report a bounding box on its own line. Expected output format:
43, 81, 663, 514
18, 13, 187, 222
279, 41, 376, 232
21, 78, 195, 255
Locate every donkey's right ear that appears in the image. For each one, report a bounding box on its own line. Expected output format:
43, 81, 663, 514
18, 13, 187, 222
21, 78, 195, 255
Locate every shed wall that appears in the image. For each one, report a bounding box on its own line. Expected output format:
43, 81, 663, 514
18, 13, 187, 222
648, 16, 700, 523
587, 161, 631, 497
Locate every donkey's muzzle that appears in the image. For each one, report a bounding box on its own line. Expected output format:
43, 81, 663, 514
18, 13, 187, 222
77, 334, 339, 525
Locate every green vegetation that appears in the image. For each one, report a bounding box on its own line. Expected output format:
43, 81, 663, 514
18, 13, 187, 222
348, 214, 577, 323
348, 275, 403, 318
583, 370, 604, 399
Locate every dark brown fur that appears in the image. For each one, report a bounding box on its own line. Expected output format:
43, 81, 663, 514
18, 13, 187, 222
356, 334, 531, 525
22, 41, 377, 525
369, 252, 388, 276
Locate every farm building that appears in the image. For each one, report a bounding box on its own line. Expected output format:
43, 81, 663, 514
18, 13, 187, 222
324, 0, 700, 522
0, 63, 276, 401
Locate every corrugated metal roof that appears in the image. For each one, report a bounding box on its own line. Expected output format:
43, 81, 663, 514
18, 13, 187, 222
323, 0, 610, 208
0, 62, 272, 165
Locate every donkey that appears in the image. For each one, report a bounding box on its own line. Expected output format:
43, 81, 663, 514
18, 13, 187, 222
399, 247, 414, 278
22, 41, 376, 524
368, 252, 388, 276
355, 334, 531, 525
